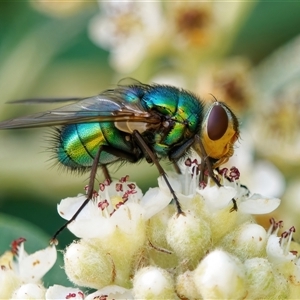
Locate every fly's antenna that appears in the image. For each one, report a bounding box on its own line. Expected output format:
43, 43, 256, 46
208, 93, 219, 103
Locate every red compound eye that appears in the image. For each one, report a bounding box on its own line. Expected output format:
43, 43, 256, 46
207, 104, 228, 140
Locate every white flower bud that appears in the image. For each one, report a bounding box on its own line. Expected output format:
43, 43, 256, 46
0, 266, 21, 299
166, 211, 211, 266
244, 258, 278, 299
64, 240, 115, 289
147, 207, 178, 269
194, 249, 247, 299
244, 257, 289, 299
176, 270, 201, 300
209, 206, 240, 243
220, 223, 267, 260
12, 283, 46, 299
64, 216, 146, 290
133, 266, 175, 299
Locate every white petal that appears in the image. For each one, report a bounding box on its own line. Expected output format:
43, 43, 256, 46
239, 194, 281, 214
251, 160, 285, 198
158, 174, 183, 194
197, 186, 237, 211
19, 246, 57, 283
17, 243, 28, 262
57, 195, 87, 220
58, 195, 115, 238
111, 202, 145, 233
266, 235, 296, 264
67, 216, 115, 239
85, 285, 133, 300
141, 187, 172, 219
46, 285, 84, 299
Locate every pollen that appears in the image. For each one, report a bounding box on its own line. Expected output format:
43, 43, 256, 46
32, 260, 40, 266
110, 195, 124, 209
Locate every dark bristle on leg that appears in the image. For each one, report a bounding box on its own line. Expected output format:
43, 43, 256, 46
50, 146, 104, 245
133, 130, 184, 215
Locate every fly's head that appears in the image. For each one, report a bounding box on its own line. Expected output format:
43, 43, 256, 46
195, 101, 239, 169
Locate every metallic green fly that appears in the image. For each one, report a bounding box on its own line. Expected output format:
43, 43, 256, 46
0, 79, 239, 240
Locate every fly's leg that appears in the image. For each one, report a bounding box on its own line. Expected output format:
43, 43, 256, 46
168, 138, 196, 175
194, 135, 221, 187
132, 130, 183, 215
51, 145, 103, 244
172, 162, 181, 174
101, 165, 111, 182
51, 145, 143, 243
194, 135, 238, 212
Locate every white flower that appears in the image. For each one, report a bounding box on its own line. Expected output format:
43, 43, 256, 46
85, 285, 132, 300
267, 221, 297, 265
266, 220, 300, 297
0, 238, 56, 298
206, 165, 281, 215
58, 177, 145, 238
45, 285, 84, 299
88, 1, 164, 73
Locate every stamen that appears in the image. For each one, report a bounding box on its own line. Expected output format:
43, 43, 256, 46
98, 200, 109, 210
65, 293, 76, 299
267, 218, 283, 236
120, 175, 130, 182
11, 237, 26, 255
229, 167, 240, 181
116, 183, 123, 192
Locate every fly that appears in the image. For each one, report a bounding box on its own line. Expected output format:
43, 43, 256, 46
0, 79, 239, 242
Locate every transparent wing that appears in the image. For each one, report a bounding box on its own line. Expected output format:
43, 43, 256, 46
0, 92, 160, 129
8, 97, 86, 104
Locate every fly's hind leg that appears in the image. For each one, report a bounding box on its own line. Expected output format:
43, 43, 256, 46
51, 144, 143, 243
51, 145, 104, 244
132, 130, 184, 215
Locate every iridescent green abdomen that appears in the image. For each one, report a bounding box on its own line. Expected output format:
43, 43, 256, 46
57, 122, 134, 169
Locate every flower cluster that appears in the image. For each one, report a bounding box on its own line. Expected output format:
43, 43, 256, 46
3, 155, 300, 299
88, 1, 249, 74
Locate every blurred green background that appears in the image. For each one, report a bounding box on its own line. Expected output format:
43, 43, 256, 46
1, 0, 300, 268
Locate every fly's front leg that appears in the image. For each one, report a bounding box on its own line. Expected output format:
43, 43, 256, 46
193, 135, 221, 187
132, 130, 184, 215
168, 138, 195, 175
193, 135, 238, 212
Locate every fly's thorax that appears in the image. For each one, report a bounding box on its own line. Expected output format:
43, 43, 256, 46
201, 101, 239, 164
140, 85, 204, 150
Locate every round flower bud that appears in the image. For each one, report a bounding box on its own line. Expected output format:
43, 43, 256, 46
220, 223, 267, 260
176, 270, 201, 299
12, 283, 46, 299
133, 266, 175, 299
64, 240, 115, 289
244, 258, 288, 299
194, 249, 247, 299
166, 211, 211, 266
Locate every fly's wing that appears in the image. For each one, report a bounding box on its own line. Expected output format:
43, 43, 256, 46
0, 91, 160, 129
9, 97, 86, 104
